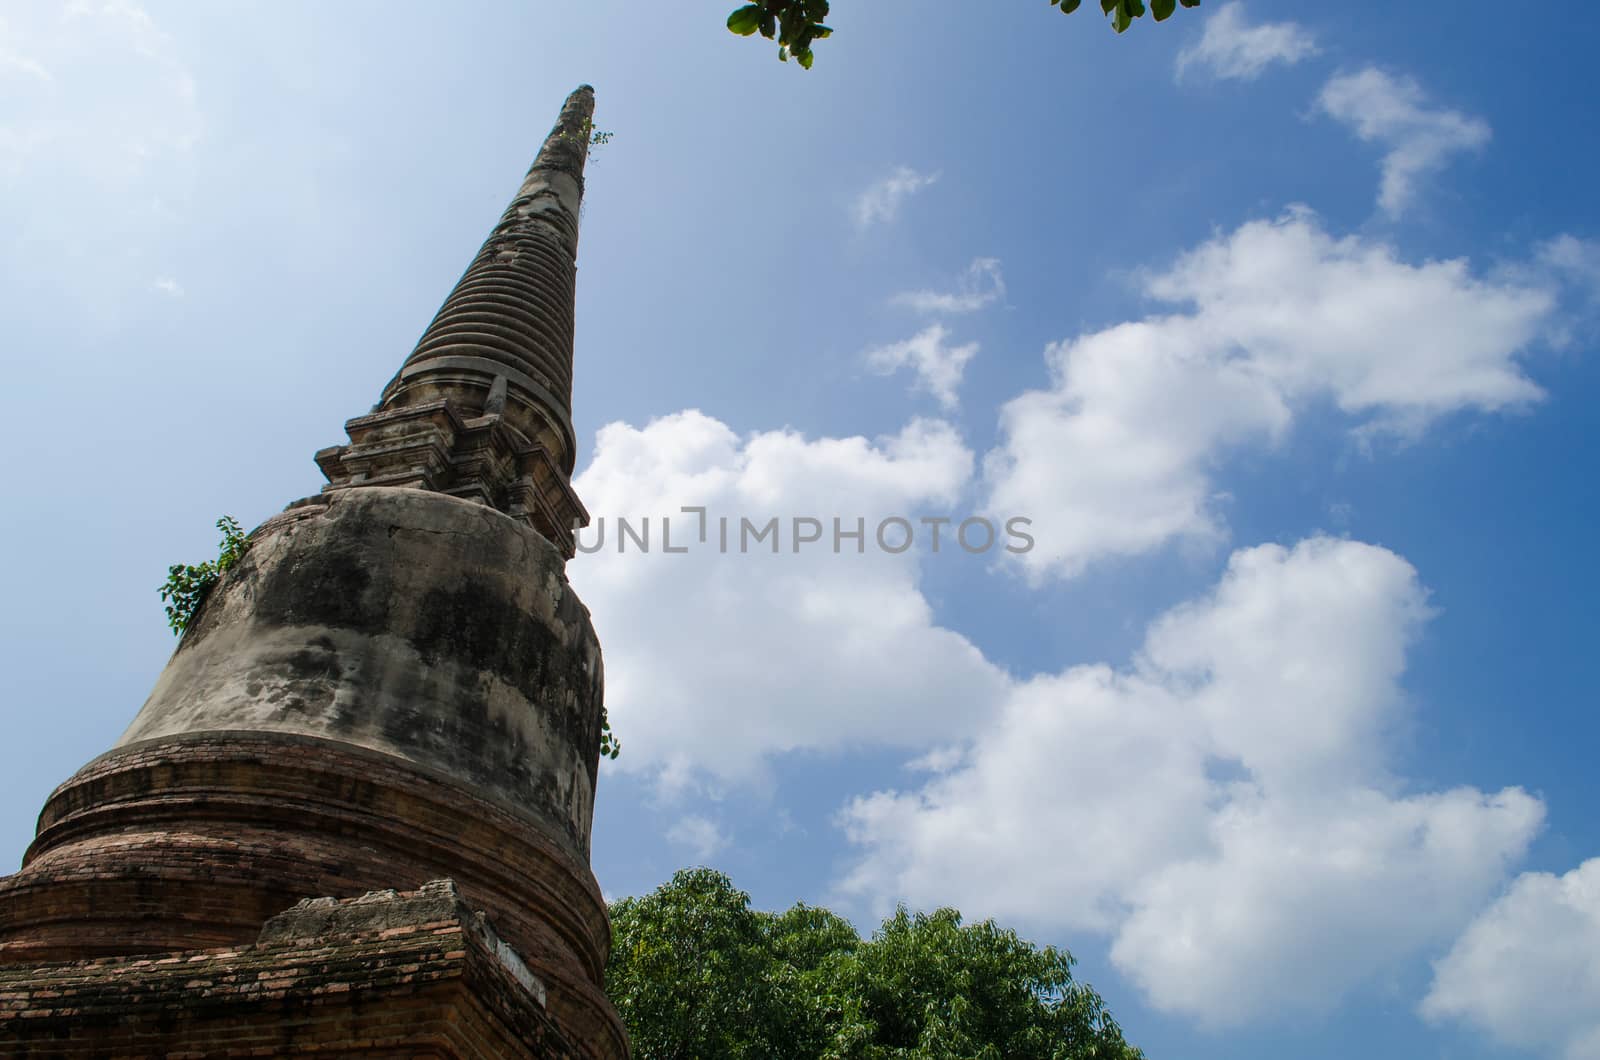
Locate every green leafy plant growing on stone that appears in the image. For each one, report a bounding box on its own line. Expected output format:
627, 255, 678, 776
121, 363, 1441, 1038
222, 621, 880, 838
727, 0, 1199, 68
600, 709, 621, 760
159, 516, 249, 635
561, 119, 614, 223
560, 118, 614, 156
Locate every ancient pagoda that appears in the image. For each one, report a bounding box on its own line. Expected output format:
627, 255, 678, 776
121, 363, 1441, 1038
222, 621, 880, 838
0, 86, 625, 1059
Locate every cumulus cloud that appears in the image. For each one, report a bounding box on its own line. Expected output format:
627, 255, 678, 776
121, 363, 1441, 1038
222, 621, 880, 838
569, 410, 1008, 793
891, 258, 1006, 314
865, 324, 980, 410
1114, 784, 1540, 1025
838, 537, 1544, 1024
983, 210, 1554, 580
853, 166, 939, 227
1174, 2, 1317, 82
1423, 858, 1600, 1059
666, 815, 730, 861
1318, 68, 1491, 217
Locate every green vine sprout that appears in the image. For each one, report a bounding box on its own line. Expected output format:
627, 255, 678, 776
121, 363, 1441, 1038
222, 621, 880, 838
600, 712, 621, 761
159, 516, 249, 635
559, 118, 615, 155
561, 119, 614, 223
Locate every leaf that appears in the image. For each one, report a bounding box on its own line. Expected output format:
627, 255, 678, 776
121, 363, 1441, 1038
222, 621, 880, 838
759, 11, 776, 37
1152, 0, 1175, 18
798, 48, 814, 69
726, 4, 763, 35
1061, 0, 1082, 11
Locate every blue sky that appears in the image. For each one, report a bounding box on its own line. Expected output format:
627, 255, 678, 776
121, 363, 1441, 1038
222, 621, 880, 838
2, 2, 1599, 1057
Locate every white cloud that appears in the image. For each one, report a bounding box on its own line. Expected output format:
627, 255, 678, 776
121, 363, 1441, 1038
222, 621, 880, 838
1540, 234, 1600, 305
1318, 67, 1491, 217
1114, 784, 1540, 1025
1423, 858, 1600, 1059
151, 275, 182, 296
904, 746, 965, 774
853, 166, 939, 227
838, 537, 1544, 1024
1175, 2, 1317, 82
983, 210, 1554, 581
569, 410, 1008, 793
865, 324, 980, 410
891, 257, 1006, 314
666, 814, 730, 861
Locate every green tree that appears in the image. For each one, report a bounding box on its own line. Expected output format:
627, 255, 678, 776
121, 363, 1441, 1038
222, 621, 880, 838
727, 0, 1200, 69
606, 868, 1145, 1059
606, 869, 786, 1059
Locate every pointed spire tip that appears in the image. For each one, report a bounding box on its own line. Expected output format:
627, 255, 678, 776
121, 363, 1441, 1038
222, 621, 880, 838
531, 85, 596, 177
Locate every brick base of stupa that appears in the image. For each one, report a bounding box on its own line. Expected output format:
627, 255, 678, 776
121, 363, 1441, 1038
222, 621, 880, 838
0, 879, 578, 1058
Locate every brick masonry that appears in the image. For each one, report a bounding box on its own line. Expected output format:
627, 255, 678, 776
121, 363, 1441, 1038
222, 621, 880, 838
0, 880, 581, 1057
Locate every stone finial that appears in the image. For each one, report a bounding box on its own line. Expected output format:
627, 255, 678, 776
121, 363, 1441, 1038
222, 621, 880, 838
314, 85, 597, 557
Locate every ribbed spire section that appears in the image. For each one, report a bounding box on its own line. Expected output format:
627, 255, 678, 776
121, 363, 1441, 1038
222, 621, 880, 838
315, 86, 597, 558
388, 83, 594, 467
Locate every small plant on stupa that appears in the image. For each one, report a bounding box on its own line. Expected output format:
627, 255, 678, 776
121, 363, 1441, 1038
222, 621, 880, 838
159, 516, 249, 635
600, 709, 621, 760
558, 118, 613, 155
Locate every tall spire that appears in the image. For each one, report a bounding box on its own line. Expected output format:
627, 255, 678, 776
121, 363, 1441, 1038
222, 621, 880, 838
315, 85, 596, 557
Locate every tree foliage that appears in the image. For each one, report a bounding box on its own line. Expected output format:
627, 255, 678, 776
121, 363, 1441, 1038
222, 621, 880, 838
606, 868, 1145, 1059
159, 515, 248, 634
727, 0, 1200, 68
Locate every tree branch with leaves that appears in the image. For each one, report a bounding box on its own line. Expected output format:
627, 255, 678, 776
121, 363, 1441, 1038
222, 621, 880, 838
728, 0, 1200, 69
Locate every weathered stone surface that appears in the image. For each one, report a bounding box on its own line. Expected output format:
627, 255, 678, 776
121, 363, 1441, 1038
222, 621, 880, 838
0, 879, 580, 1058
121, 486, 604, 856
